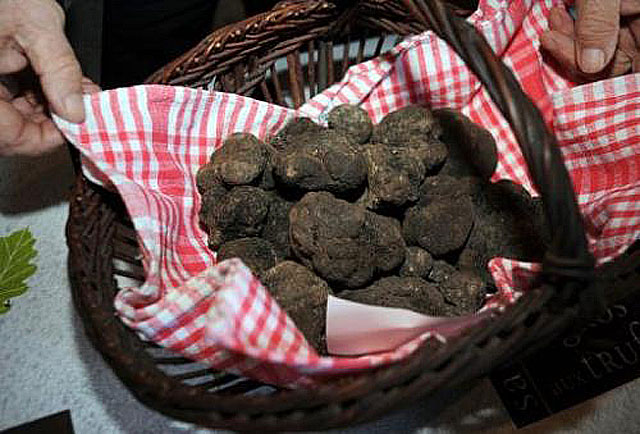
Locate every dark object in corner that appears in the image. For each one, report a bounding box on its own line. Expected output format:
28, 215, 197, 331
491, 241, 640, 428
2, 410, 74, 434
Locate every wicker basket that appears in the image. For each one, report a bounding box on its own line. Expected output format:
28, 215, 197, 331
66, 0, 602, 431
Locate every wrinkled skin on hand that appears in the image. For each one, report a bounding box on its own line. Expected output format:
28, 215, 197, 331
0, 0, 99, 156
541, 1, 640, 80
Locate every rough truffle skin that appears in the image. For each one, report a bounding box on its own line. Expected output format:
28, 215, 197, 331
467, 179, 549, 264
273, 129, 367, 197
269, 117, 326, 151
262, 261, 332, 354
399, 246, 434, 278
371, 106, 448, 174
403, 196, 474, 257
362, 212, 406, 274
262, 192, 293, 260
217, 237, 279, 277
202, 185, 271, 249
438, 269, 486, 316
289, 192, 405, 289
427, 260, 457, 284
372, 105, 441, 145
340, 276, 449, 316
362, 144, 428, 210
434, 108, 498, 180
209, 133, 268, 186
327, 104, 373, 144
198, 180, 228, 222
416, 175, 475, 207
196, 163, 222, 195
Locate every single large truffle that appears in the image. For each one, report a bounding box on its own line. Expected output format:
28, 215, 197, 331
467, 179, 549, 263
290, 192, 406, 288
372, 105, 441, 145
362, 144, 428, 210
201, 185, 271, 249
340, 276, 449, 316
372, 106, 448, 173
403, 196, 475, 257
434, 108, 498, 180
327, 104, 373, 144
262, 261, 332, 354
273, 129, 367, 197
209, 133, 269, 187
217, 237, 279, 277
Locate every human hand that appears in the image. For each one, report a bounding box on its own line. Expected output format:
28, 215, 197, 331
0, 0, 98, 156
541, 0, 640, 80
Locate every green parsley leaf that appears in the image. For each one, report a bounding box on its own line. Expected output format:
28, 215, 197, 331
0, 229, 38, 314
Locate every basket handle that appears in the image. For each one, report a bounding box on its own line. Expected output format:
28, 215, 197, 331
401, 0, 596, 294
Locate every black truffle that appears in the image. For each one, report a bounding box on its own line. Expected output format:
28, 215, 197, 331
269, 117, 326, 151
196, 163, 222, 195
416, 175, 475, 207
427, 260, 457, 284
403, 196, 475, 257
372, 105, 441, 145
438, 270, 486, 316
362, 144, 428, 210
262, 261, 332, 354
273, 129, 367, 197
199, 180, 228, 222
327, 104, 373, 144
217, 238, 279, 277
399, 246, 434, 278
289, 192, 405, 289
202, 185, 271, 249
262, 192, 293, 259
434, 108, 498, 180
340, 276, 449, 316
209, 133, 268, 187
467, 179, 549, 263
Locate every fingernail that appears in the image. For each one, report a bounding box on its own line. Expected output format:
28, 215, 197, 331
579, 48, 605, 73
63, 93, 85, 123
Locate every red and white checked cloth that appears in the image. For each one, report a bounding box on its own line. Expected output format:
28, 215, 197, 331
55, 0, 640, 387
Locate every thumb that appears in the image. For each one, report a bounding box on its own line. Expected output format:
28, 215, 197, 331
13, 6, 84, 123
575, 0, 621, 73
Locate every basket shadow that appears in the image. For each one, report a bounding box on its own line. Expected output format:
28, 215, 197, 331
0, 147, 75, 215
422, 380, 597, 434
334, 380, 510, 434
337, 378, 597, 434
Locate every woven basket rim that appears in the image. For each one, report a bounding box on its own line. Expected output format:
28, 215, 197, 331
66, 0, 598, 430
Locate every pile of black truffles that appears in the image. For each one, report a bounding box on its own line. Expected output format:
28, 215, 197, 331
197, 105, 549, 354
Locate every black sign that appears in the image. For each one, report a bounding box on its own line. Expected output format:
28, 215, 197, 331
2, 411, 74, 434
491, 288, 640, 428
